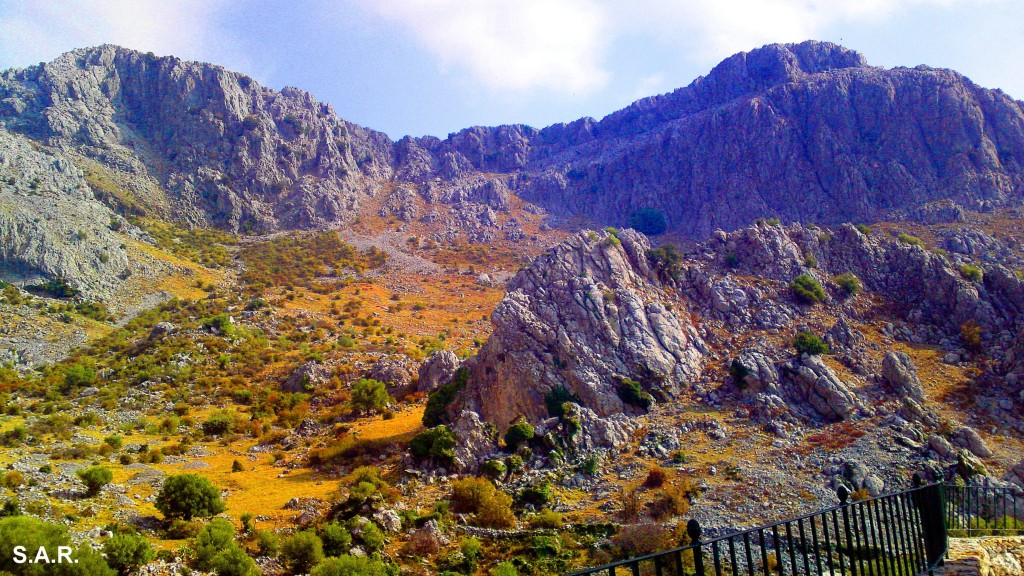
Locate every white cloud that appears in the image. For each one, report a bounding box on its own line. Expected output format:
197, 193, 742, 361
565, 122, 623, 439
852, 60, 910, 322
0, 0, 248, 72
353, 0, 611, 95
606, 0, 997, 63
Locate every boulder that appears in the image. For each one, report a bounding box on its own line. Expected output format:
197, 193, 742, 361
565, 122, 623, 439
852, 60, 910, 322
282, 361, 331, 393
951, 426, 993, 459
368, 355, 415, 398
882, 352, 926, 403
784, 354, 867, 422
417, 351, 460, 393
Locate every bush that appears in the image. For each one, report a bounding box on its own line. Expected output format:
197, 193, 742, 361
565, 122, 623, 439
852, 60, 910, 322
209, 543, 261, 576
232, 459, 245, 473
450, 477, 515, 528
492, 561, 519, 576
360, 522, 384, 552
961, 320, 983, 353
482, 459, 507, 480
0, 516, 115, 575
504, 420, 535, 450
543, 386, 579, 418
855, 224, 871, 235
616, 377, 653, 409
155, 474, 226, 520
256, 529, 280, 557
195, 518, 236, 569
794, 331, 830, 356
281, 531, 324, 575
349, 378, 392, 413
409, 425, 456, 465
319, 522, 351, 557
644, 465, 668, 488
103, 529, 154, 576
647, 244, 684, 280
628, 207, 668, 235
959, 264, 983, 282
311, 555, 388, 576
803, 253, 817, 268
423, 367, 468, 427
834, 272, 861, 295
77, 465, 113, 496
528, 508, 563, 529
897, 233, 921, 246
790, 274, 825, 304
202, 411, 236, 436
64, 363, 96, 389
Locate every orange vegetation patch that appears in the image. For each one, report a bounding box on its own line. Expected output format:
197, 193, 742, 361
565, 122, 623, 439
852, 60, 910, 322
350, 405, 425, 442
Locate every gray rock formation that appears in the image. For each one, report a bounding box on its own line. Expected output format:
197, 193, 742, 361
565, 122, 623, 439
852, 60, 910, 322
417, 350, 460, 393
368, 355, 414, 398
282, 361, 331, 393
455, 229, 706, 430
782, 354, 868, 422
0, 126, 165, 300
882, 352, 927, 403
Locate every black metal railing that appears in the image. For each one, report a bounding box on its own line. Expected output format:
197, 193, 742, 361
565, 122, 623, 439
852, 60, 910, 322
945, 479, 1024, 537
568, 475, 949, 576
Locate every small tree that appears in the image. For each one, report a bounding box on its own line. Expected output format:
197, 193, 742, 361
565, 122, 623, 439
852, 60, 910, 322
790, 274, 826, 304
156, 474, 226, 520
794, 331, 830, 355
409, 425, 456, 465
103, 530, 154, 576
311, 555, 388, 576
834, 272, 861, 295
349, 378, 392, 413
628, 207, 668, 235
503, 420, 535, 451
77, 465, 113, 496
281, 530, 324, 575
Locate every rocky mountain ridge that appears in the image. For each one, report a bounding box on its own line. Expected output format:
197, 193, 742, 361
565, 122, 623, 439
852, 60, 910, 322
3, 41, 1024, 242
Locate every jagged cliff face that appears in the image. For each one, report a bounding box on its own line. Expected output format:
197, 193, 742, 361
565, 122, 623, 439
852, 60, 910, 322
2, 41, 1024, 238
454, 221, 1024, 433
456, 229, 706, 429
0, 45, 394, 231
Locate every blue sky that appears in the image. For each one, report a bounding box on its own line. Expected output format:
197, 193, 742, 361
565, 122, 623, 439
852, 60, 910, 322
1, 0, 1021, 140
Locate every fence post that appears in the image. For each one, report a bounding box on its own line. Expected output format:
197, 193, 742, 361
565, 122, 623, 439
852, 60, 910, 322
688, 519, 705, 576
912, 473, 948, 571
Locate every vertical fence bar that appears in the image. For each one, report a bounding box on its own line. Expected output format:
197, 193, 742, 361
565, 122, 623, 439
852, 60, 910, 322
903, 489, 926, 570
888, 494, 912, 576
796, 518, 810, 576
758, 528, 770, 574
771, 525, 784, 576
713, 538, 723, 576
728, 535, 738, 576
741, 532, 754, 576
688, 520, 704, 576
831, 508, 847, 576
876, 498, 896, 576
810, 514, 824, 576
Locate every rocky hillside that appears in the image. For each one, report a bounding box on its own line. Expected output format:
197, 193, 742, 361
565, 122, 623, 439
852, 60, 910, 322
443, 221, 1024, 489
3, 41, 1024, 242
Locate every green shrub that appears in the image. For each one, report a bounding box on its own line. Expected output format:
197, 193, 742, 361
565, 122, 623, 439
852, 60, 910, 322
281, 530, 324, 575
616, 377, 653, 409
518, 482, 552, 507
492, 561, 519, 576
209, 543, 261, 576
628, 207, 668, 235
77, 465, 113, 496
103, 529, 154, 576
450, 478, 516, 528
318, 522, 351, 557
855, 224, 871, 235
959, 264, 983, 282
423, 367, 468, 427
155, 474, 226, 520
803, 253, 817, 268
349, 378, 392, 413
834, 272, 861, 295
202, 411, 236, 436
482, 459, 507, 480
194, 518, 235, 569
543, 386, 579, 418
647, 244, 684, 280
311, 555, 388, 576
790, 274, 825, 304
898, 233, 922, 246
202, 314, 236, 337
794, 331, 830, 355
359, 522, 384, 552
504, 420, 535, 450
64, 363, 96, 389
528, 508, 563, 529
256, 529, 280, 557
409, 425, 456, 465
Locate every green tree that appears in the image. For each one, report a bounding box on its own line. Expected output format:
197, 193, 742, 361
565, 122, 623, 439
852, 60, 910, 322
103, 530, 154, 576
319, 522, 351, 558
76, 465, 113, 496
155, 474, 226, 520
281, 531, 324, 575
63, 364, 95, 390
790, 274, 826, 304
794, 331, 830, 355
349, 378, 392, 413
209, 542, 261, 576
